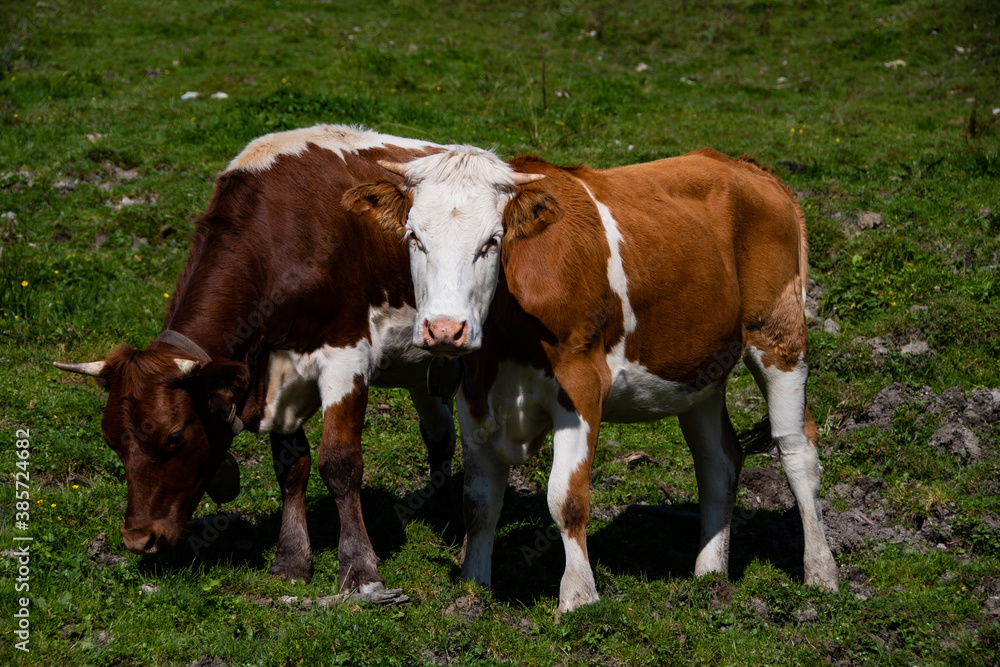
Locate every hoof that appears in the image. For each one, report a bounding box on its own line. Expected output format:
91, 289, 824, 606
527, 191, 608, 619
270, 555, 313, 583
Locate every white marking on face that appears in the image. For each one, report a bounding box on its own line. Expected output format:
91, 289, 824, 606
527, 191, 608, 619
223, 124, 440, 174
402, 147, 515, 352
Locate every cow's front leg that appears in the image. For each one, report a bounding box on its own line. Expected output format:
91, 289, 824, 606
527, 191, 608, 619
458, 395, 509, 588
408, 386, 456, 518
548, 402, 601, 613
269, 428, 313, 582
317, 376, 384, 593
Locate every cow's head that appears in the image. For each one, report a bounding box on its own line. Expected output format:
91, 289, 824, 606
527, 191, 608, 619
343, 147, 550, 356
55, 344, 248, 554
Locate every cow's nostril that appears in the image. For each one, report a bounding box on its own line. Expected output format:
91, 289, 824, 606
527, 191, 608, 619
122, 526, 158, 554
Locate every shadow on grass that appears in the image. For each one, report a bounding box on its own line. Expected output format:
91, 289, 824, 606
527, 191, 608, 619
482, 496, 806, 605
134, 471, 807, 603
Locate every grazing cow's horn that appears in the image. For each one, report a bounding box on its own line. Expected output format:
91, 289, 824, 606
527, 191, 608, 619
174, 358, 202, 378
512, 172, 546, 185
53, 360, 106, 377
377, 160, 409, 177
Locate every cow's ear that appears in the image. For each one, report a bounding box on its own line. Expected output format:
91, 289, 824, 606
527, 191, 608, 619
502, 189, 562, 241
342, 180, 411, 237
200, 359, 250, 423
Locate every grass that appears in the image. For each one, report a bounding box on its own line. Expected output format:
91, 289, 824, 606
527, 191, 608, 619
2, 0, 999, 664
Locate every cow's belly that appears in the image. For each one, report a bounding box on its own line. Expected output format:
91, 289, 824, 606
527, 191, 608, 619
483, 361, 556, 466
601, 357, 719, 423
259, 303, 429, 434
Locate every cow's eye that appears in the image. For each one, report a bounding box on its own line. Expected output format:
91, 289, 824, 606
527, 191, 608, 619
165, 430, 184, 451
481, 235, 501, 255
406, 229, 419, 246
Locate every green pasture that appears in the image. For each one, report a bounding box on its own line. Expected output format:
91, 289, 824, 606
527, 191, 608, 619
2, 0, 999, 664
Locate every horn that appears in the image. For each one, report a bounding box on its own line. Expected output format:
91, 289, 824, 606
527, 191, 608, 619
377, 160, 409, 177
53, 360, 106, 377
512, 172, 545, 185
174, 359, 202, 377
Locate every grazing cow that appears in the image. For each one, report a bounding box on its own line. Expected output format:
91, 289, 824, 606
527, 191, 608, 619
345, 146, 840, 611
55, 125, 458, 595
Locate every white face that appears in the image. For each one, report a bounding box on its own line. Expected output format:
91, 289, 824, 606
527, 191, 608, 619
405, 174, 508, 356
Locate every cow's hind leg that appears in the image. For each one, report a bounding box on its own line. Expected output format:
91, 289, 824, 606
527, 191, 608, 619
743, 344, 838, 591
317, 376, 384, 593
408, 387, 456, 520
458, 395, 510, 590
269, 428, 313, 582
677, 387, 741, 578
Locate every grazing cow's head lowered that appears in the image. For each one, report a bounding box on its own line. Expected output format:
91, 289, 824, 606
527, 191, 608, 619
55, 338, 248, 554
343, 147, 548, 356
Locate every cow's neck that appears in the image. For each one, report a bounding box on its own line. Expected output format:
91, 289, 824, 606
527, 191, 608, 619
159, 232, 264, 364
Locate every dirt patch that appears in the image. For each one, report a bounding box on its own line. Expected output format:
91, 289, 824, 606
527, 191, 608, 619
838, 565, 872, 600
507, 467, 540, 495
929, 424, 981, 462
739, 467, 795, 510
708, 578, 736, 611
842, 383, 999, 461
86, 532, 128, 567
186, 658, 225, 667
443, 594, 486, 621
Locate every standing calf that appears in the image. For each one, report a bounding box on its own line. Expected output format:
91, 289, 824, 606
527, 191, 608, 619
345, 146, 839, 611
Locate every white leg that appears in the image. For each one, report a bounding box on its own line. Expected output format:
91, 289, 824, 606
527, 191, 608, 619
744, 348, 838, 590
677, 388, 740, 577
548, 407, 599, 613
458, 396, 508, 588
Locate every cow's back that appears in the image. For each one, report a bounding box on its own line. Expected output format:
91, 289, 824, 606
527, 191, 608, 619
167, 126, 442, 356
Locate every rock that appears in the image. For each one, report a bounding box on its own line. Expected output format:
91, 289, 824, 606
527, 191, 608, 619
930, 424, 981, 462
420, 650, 448, 665
795, 606, 819, 623
864, 336, 891, 355
140, 583, 160, 595
747, 597, 772, 621
623, 451, 657, 469
52, 179, 78, 193
856, 211, 883, 230
909, 304, 929, 313
901, 341, 932, 355
823, 318, 841, 335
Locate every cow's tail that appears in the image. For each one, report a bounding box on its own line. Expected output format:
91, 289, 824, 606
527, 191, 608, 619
796, 197, 809, 309
738, 416, 774, 457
